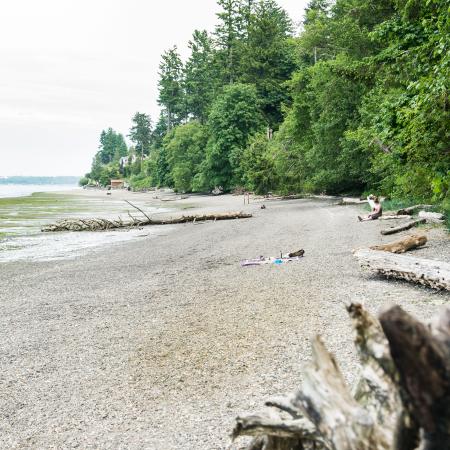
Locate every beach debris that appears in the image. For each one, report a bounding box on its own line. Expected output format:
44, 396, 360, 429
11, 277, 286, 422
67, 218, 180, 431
240, 250, 304, 267
380, 218, 426, 235
418, 210, 445, 223
232, 303, 450, 450
354, 248, 450, 290
212, 186, 224, 195
370, 234, 427, 254
378, 214, 410, 220
42, 211, 252, 232
288, 249, 305, 257
340, 197, 369, 205
397, 204, 433, 215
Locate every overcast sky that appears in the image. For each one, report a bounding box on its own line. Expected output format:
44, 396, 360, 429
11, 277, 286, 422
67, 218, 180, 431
0, 0, 308, 176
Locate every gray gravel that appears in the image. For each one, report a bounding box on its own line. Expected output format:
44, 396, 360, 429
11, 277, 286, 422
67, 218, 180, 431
1, 195, 449, 449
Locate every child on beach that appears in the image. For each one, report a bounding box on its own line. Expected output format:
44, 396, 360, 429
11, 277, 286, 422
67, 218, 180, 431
358, 195, 382, 221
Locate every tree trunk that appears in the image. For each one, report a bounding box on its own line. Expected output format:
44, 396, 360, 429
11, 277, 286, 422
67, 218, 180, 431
397, 204, 433, 215
370, 234, 427, 253
353, 248, 450, 290
41, 211, 252, 232
380, 219, 426, 235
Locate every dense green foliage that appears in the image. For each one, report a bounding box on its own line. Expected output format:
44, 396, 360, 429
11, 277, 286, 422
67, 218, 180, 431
85, 0, 449, 215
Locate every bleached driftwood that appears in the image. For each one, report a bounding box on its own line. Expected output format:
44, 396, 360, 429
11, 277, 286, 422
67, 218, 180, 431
378, 215, 410, 220
341, 197, 368, 205
380, 218, 426, 235
41, 211, 252, 232
397, 204, 433, 215
354, 248, 450, 290
370, 234, 427, 254
418, 211, 445, 223
232, 304, 450, 450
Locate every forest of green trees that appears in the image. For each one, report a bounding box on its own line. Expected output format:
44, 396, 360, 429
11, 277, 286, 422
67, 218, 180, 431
83, 0, 449, 213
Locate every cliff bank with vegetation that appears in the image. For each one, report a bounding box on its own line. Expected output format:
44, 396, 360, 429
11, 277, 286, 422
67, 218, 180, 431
81, 0, 449, 224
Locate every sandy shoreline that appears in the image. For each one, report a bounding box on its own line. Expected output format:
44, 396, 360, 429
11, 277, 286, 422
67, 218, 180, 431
1, 193, 449, 449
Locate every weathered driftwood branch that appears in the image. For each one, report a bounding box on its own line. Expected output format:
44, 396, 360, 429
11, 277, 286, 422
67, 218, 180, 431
41, 211, 252, 232
418, 211, 445, 223
380, 306, 450, 450
397, 204, 433, 215
232, 304, 450, 450
380, 218, 425, 235
370, 234, 427, 254
354, 249, 450, 290
378, 214, 410, 220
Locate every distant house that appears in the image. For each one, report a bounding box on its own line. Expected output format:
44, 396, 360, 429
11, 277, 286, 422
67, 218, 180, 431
110, 179, 125, 189
119, 154, 138, 170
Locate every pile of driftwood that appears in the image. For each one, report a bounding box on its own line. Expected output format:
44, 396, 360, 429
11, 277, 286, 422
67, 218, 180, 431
41, 210, 252, 232
353, 232, 450, 291
232, 303, 450, 450
379, 204, 445, 235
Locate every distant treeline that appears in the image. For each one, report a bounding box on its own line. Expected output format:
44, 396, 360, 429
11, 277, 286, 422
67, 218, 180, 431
84, 0, 449, 212
0, 176, 80, 185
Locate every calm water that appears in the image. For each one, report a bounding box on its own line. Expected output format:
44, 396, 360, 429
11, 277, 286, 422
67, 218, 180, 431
0, 184, 78, 198
0, 189, 171, 262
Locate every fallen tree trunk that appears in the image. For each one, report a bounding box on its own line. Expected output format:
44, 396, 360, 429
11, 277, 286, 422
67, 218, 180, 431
380, 218, 425, 235
370, 234, 427, 253
41, 211, 252, 232
354, 248, 450, 290
232, 304, 450, 450
397, 204, 433, 215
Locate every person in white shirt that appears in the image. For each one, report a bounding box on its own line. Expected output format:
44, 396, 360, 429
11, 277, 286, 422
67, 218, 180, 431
358, 195, 383, 221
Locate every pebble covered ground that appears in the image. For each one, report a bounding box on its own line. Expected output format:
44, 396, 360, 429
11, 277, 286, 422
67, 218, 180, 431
0, 193, 449, 449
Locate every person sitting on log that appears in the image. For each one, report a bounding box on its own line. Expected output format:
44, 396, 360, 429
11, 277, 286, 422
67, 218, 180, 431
358, 195, 383, 221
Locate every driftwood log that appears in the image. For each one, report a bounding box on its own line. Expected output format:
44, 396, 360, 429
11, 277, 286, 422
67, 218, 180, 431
378, 214, 410, 220
41, 211, 252, 232
380, 218, 426, 235
370, 234, 427, 254
232, 304, 450, 450
418, 211, 445, 223
397, 204, 433, 215
354, 249, 450, 290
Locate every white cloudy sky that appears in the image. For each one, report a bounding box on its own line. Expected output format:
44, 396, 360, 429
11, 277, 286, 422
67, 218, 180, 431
0, 0, 308, 176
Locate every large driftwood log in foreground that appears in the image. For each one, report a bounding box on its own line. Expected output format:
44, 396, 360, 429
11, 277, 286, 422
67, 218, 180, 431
370, 234, 427, 253
354, 248, 450, 290
232, 304, 450, 450
397, 204, 433, 215
41, 211, 252, 232
380, 218, 425, 235
380, 307, 450, 450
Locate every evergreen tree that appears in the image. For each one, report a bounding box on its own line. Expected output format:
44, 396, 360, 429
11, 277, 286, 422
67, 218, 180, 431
240, 0, 296, 126
128, 112, 152, 159
158, 47, 185, 130
98, 128, 127, 164
214, 0, 248, 83
184, 30, 218, 123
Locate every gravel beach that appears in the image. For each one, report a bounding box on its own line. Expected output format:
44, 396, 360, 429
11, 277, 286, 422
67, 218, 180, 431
1, 192, 449, 449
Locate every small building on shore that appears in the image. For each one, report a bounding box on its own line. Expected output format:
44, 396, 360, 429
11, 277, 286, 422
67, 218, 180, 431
110, 179, 125, 189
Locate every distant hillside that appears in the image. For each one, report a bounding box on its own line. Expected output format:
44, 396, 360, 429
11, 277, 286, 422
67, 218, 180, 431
0, 176, 80, 185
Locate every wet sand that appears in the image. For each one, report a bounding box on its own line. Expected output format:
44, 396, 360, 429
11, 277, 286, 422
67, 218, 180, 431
0, 192, 449, 449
